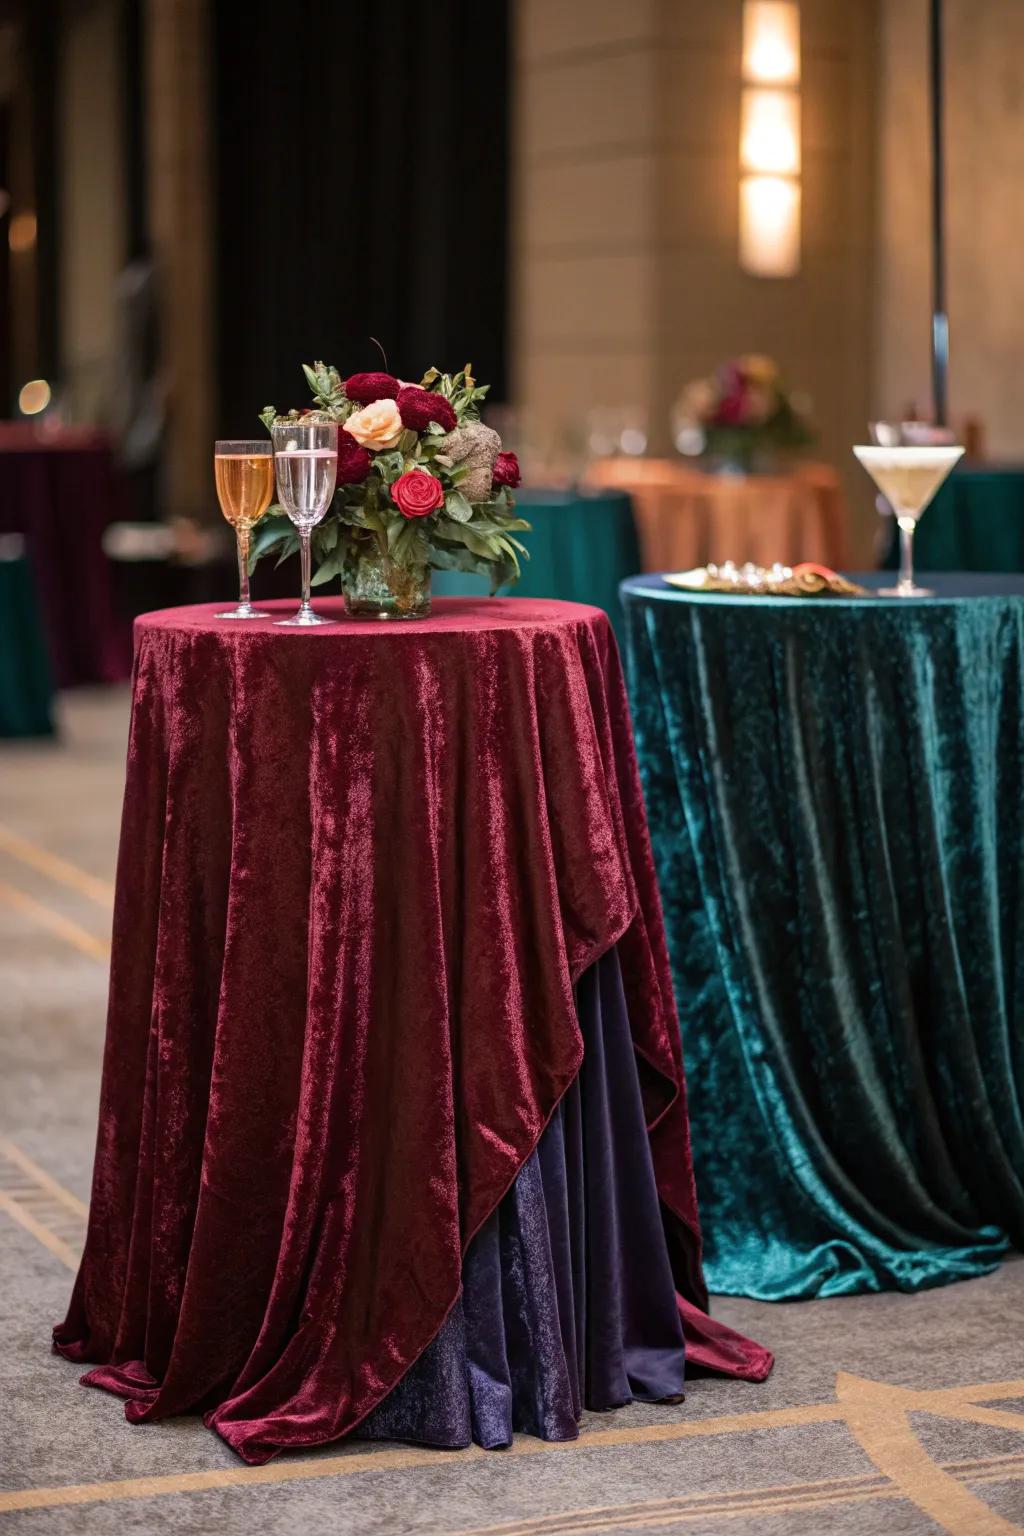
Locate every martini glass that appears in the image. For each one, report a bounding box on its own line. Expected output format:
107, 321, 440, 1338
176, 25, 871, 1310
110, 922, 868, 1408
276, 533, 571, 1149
853, 437, 964, 597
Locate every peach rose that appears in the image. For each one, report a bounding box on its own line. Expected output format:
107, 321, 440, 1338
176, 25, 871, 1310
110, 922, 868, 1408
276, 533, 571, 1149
344, 398, 404, 451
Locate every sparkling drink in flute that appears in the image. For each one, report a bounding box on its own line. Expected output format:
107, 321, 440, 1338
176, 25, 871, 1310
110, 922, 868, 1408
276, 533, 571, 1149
853, 440, 963, 597
214, 441, 275, 619
272, 422, 339, 626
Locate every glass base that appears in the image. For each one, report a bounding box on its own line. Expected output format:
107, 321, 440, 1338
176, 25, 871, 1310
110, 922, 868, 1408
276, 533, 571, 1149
215, 605, 271, 620
878, 584, 934, 598
274, 607, 334, 627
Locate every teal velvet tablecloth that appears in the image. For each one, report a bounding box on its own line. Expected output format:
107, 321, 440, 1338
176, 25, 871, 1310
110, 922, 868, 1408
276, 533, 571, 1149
0, 540, 54, 737
884, 465, 1024, 572
621, 572, 1024, 1300
433, 489, 639, 639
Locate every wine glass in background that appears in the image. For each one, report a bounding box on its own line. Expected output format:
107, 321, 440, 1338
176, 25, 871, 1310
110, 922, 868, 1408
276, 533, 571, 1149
853, 423, 964, 597
271, 421, 338, 627
214, 440, 275, 619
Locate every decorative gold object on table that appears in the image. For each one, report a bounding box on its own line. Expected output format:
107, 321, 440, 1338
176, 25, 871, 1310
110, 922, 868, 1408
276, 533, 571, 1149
665, 561, 867, 597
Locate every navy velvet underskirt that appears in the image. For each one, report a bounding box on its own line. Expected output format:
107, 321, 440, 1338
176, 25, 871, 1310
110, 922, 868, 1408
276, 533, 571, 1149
357, 947, 686, 1448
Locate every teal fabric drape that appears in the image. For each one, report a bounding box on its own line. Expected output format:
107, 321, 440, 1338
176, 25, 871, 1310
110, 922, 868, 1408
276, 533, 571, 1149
0, 546, 54, 738
884, 466, 1024, 573
620, 572, 1024, 1300
433, 490, 639, 641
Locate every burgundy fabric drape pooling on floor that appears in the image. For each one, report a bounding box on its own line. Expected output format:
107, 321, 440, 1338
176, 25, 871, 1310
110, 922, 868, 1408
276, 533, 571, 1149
54, 599, 771, 1463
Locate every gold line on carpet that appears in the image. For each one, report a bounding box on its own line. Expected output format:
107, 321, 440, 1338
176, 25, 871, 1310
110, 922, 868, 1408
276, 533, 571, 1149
0, 1191, 79, 1271
452, 1453, 1024, 1536
835, 1372, 1023, 1536
0, 879, 110, 961
5, 1381, 1024, 1518
0, 822, 115, 908
448, 1475, 892, 1535
0, 1137, 89, 1219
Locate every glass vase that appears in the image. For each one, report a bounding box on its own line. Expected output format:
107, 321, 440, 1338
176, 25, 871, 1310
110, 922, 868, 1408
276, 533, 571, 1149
342, 543, 432, 620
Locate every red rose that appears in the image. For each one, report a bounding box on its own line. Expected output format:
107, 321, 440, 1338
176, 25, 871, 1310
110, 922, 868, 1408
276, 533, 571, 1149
391, 469, 445, 519
345, 372, 400, 404
336, 433, 372, 485
492, 450, 520, 489
396, 386, 457, 434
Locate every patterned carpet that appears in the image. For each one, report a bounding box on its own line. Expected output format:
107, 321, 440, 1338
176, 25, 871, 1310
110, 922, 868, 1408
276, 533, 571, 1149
1, 689, 1022, 1536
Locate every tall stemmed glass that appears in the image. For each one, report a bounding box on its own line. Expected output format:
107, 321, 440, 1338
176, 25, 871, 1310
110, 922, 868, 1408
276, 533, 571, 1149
214, 440, 274, 619
853, 428, 963, 597
271, 421, 338, 627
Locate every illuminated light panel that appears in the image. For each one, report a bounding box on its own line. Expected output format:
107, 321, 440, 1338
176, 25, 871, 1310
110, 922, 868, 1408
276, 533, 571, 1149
743, 0, 801, 84
18, 379, 51, 416
739, 176, 801, 278
741, 87, 800, 176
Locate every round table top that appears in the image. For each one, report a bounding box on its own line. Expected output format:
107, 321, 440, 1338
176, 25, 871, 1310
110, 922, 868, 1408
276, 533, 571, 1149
136, 595, 609, 640
588, 456, 840, 492
621, 571, 1024, 610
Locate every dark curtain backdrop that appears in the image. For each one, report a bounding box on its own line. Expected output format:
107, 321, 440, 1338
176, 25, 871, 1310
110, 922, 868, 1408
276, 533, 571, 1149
213, 1, 510, 435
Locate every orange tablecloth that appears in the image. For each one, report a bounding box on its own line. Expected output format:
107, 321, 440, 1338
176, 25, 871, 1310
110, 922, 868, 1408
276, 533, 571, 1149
587, 459, 851, 573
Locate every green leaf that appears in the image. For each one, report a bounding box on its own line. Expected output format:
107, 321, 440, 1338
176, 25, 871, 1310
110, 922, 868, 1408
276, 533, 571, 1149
248, 512, 292, 562
444, 489, 473, 524
314, 520, 339, 556
302, 363, 320, 395
259, 406, 278, 436
374, 450, 405, 486
310, 549, 345, 587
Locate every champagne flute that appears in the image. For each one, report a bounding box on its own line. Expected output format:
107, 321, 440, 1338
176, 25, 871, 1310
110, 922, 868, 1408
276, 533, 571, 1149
271, 421, 338, 627
214, 440, 275, 619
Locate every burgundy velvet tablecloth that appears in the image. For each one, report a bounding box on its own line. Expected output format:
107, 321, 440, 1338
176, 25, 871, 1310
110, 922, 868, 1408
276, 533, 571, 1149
55, 597, 771, 1462
0, 426, 130, 686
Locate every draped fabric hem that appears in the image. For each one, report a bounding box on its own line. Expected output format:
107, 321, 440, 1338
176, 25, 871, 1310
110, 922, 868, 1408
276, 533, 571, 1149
54, 921, 772, 1462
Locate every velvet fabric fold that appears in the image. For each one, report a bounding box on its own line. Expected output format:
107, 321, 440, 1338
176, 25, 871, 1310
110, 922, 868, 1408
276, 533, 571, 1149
358, 949, 685, 1448
620, 574, 1024, 1300
54, 597, 770, 1465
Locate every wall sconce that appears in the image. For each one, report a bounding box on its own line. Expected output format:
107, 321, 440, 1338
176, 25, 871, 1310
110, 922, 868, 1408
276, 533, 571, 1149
740, 1, 801, 277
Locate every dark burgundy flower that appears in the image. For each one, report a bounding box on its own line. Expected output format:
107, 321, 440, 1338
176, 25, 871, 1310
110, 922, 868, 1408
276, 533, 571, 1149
391, 469, 445, 519
344, 372, 400, 404
396, 386, 457, 434
336, 433, 372, 484
492, 451, 521, 489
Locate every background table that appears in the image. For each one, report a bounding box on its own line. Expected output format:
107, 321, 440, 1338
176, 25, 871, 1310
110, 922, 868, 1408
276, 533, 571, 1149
884, 464, 1024, 572
0, 425, 130, 686
55, 597, 770, 1465
432, 489, 640, 640
0, 536, 54, 738
620, 572, 1024, 1301
589, 458, 850, 572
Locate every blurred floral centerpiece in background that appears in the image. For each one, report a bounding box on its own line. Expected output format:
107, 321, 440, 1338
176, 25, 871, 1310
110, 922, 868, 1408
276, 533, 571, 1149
253, 361, 526, 618
674, 355, 814, 475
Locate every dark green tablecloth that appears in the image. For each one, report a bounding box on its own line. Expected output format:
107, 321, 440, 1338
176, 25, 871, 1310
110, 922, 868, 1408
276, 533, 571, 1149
621, 572, 1024, 1299
433, 490, 639, 639
0, 543, 54, 737
884, 465, 1024, 572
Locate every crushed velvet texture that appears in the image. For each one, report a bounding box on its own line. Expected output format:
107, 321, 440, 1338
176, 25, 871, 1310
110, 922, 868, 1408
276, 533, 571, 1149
54, 597, 771, 1465
358, 950, 686, 1449
620, 573, 1024, 1300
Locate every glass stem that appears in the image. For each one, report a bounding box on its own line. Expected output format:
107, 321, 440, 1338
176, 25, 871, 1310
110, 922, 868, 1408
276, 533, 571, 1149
300, 529, 312, 614
897, 516, 916, 593
237, 527, 251, 609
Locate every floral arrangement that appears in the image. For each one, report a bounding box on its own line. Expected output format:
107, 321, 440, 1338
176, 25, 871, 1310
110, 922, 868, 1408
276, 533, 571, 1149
675, 355, 813, 470
251, 361, 528, 613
